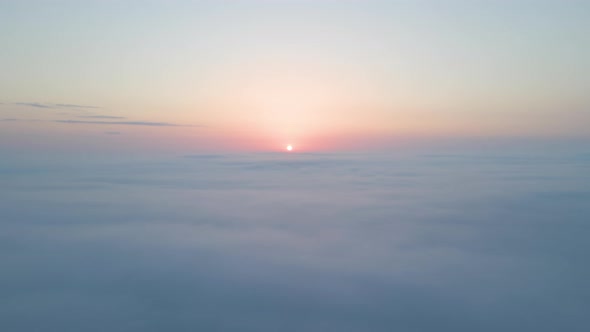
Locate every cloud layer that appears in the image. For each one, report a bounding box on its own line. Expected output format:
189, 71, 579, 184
1, 149, 589, 331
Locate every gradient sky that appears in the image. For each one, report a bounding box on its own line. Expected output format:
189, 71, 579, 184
1, 0, 589, 152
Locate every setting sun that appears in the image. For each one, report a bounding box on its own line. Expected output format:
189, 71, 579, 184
286, 145, 293, 151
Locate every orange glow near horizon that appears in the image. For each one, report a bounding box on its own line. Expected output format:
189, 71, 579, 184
114, 60, 537, 153
180, 61, 399, 152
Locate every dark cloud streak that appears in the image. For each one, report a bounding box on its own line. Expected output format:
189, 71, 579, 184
15, 102, 52, 108
54, 104, 100, 109
14, 102, 100, 109
56, 120, 187, 127
78, 115, 126, 119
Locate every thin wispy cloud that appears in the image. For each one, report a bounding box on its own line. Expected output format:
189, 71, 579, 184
54, 103, 100, 109
104, 131, 122, 135
78, 115, 126, 119
1, 118, 41, 122
14, 102, 100, 109
16, 102, 52, 109
56, 120, 187, 127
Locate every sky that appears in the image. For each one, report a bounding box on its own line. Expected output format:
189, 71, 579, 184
2, 2, 590, 331
1, 0, 589, 153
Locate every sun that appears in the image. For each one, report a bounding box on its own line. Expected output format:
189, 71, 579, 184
286, 145, 293, 151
